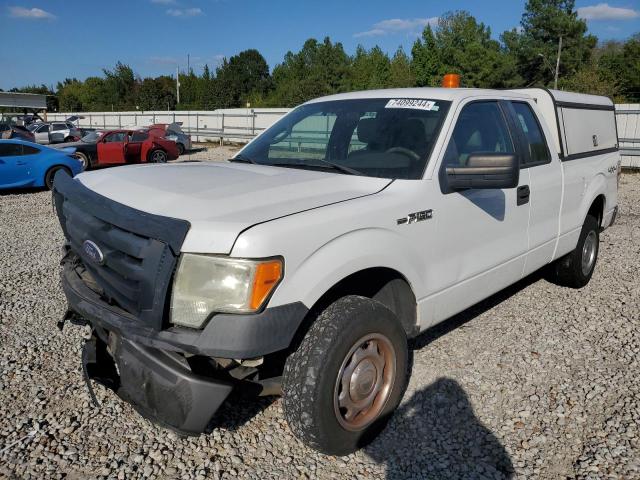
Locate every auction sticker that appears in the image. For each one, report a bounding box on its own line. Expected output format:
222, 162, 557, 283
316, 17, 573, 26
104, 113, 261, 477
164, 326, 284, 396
385, 99, 439, 111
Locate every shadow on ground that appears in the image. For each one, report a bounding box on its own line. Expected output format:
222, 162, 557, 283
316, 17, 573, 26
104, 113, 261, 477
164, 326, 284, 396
360, 273, 549, 478
365, 378, 514, 479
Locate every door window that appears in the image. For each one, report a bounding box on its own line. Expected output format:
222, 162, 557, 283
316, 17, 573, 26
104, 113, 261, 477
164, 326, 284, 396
21, 145, 40, 155
130, 131, 149, 142
0, 144, 23, 156
511, 102, 551, 166
52, 123, 66, 131
444, 102, 514, 167
104, 132, 126, 143
37, 124, 50, 133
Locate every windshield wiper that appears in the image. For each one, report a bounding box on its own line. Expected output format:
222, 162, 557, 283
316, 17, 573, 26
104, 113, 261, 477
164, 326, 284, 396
312, 159, 363, 176
229, 154, 258, 164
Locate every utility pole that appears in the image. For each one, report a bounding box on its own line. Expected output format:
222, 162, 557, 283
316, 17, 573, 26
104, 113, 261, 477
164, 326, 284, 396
554, 35, 562, 90
187, 54, 190, 73
176, 65, 180, 105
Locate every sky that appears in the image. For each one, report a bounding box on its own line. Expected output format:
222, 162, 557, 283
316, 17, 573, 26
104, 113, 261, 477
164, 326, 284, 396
0, 0, 638, 90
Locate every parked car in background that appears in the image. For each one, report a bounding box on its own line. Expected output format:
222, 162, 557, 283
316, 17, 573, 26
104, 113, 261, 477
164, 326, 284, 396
0, 123, 35, 142
151, 122, 191, 154
0, 139, 83, 190
52, 128, 179, 169
28, 121, 81, 145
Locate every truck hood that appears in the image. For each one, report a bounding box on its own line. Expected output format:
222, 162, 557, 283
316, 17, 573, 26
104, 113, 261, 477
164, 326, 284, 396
76, 162, 391, 253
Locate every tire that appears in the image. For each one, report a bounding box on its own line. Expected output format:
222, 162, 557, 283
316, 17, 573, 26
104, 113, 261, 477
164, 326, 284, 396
177, 143, 185, 156
45, 166, 71, 190
282, 295, 409, 456
550, 214, 600, 288
149, 149, 167, 163
74, 152, 89, 170
64, 136, 75, 143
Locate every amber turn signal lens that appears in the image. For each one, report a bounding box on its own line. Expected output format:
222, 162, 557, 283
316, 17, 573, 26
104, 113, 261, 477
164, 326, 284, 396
442, 73, 460, 88
249, 260, 283, 310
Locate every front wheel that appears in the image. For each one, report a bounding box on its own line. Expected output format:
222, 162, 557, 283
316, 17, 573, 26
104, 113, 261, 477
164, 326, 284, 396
550, 214, 600, 288
149, 149, 167, 163
282, 296, 408, 456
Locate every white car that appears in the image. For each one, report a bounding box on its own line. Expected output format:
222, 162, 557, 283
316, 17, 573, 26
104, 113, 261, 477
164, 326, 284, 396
29, 121, 81, 144
53, 86, 620, 455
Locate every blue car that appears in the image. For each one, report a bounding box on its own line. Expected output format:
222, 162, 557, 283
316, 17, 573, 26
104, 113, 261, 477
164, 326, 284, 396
0, 139, 84, 190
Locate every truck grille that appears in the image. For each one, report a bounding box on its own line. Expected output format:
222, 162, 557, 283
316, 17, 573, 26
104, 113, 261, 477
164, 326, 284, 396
52, 171, 190, 329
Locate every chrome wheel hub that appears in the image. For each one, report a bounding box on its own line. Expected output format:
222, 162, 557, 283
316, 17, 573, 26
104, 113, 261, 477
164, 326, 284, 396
153, 151, 167, 163
334, 333, 396, 431
581, 230, 597, 276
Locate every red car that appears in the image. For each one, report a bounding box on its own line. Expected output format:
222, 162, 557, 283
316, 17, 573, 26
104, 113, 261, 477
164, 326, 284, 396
53, 128, 179, 169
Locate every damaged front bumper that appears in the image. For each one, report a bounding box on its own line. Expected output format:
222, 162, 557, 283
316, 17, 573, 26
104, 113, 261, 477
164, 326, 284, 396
82, 331, 233, 435
60, 259, 306, 435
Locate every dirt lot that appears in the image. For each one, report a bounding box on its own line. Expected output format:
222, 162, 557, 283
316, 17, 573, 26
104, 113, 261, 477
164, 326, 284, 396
0, 161, 638, 479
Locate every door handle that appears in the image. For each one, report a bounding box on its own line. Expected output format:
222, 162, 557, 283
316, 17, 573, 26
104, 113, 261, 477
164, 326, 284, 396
517, 185, 530, 206
16, 161, 27, 165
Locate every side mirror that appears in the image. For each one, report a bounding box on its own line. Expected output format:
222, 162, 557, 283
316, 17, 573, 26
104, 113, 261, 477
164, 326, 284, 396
446, 153, 519, 190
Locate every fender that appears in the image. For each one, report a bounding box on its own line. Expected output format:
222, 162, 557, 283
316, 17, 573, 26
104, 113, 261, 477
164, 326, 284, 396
580, 172, 607, 226
265, 227, 426, 311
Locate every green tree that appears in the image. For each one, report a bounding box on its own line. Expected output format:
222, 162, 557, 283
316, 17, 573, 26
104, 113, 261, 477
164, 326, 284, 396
350, 45, 391, 90
102, 62, 136, 109
412, 12, 520, 88
138, 77, 176, 110
412, 25, 441, 86
505, 0, 597, 87
598, 34, 640, 101
268, 37, 351, 106
389, 47, 416, 88
215, 49, 272, 107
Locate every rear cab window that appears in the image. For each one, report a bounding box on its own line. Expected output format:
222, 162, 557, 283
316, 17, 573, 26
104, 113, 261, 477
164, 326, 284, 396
511, 102, 551, 166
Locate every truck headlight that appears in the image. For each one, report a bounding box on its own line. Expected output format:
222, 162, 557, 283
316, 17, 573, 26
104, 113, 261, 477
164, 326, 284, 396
170, 254, 283, 329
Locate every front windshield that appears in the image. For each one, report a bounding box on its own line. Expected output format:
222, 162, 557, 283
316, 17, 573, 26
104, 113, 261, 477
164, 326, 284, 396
27, 124, 39, 132
82, 132, 100, 142
239, 98, 451, 180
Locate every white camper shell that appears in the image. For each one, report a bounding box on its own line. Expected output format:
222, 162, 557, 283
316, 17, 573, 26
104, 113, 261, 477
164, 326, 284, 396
512, 88, 618, 160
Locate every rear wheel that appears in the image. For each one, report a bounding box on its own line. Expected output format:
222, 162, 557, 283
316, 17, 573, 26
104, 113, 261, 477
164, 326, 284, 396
177, 143, 185, 155
74, 152, 89, 170
149, 149, 167, 163
550, 214, 600, 288
45, 166, 71, 190
282, 295, 409, 456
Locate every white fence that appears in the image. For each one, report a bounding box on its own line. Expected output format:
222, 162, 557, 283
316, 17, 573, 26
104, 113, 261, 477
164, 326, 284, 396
616, 104, 640, 169
42, 104, 640, 168
46, 108, 291, 144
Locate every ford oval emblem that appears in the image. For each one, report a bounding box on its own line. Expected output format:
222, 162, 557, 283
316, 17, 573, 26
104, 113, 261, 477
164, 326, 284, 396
82, 240, 104, 265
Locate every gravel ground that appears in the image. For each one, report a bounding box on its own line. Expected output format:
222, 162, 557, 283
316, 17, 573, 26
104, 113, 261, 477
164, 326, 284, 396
0, 166, 638, 479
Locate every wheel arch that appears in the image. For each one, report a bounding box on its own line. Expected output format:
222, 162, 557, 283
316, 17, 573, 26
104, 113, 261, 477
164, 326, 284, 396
286, 267, 419, 359
582, 174, 607, 228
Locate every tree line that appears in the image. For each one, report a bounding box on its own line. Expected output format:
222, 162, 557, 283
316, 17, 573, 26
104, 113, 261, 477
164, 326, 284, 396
5, 1, 640, 112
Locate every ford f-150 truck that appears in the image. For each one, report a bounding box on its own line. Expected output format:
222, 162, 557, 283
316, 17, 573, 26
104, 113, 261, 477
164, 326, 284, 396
53, 87, 620, 455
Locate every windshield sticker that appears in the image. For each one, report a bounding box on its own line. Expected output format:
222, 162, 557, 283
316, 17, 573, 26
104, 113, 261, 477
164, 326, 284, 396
385, 99, 439, 111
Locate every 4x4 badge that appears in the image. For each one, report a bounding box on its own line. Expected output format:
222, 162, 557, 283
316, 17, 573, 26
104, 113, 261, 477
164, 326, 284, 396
397, 210, 433, 225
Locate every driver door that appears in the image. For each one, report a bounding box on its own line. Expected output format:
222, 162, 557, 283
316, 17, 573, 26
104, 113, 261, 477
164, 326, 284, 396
424, 100, 530, 326
97, 132, 127, 165
0, 143, 29, 187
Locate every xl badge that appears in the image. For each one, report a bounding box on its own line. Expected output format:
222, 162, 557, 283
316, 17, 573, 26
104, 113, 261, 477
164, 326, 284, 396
82, 240, 104, 265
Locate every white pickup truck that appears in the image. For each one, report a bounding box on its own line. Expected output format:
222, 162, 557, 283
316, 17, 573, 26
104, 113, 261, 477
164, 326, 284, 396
53, 87, 620, 455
